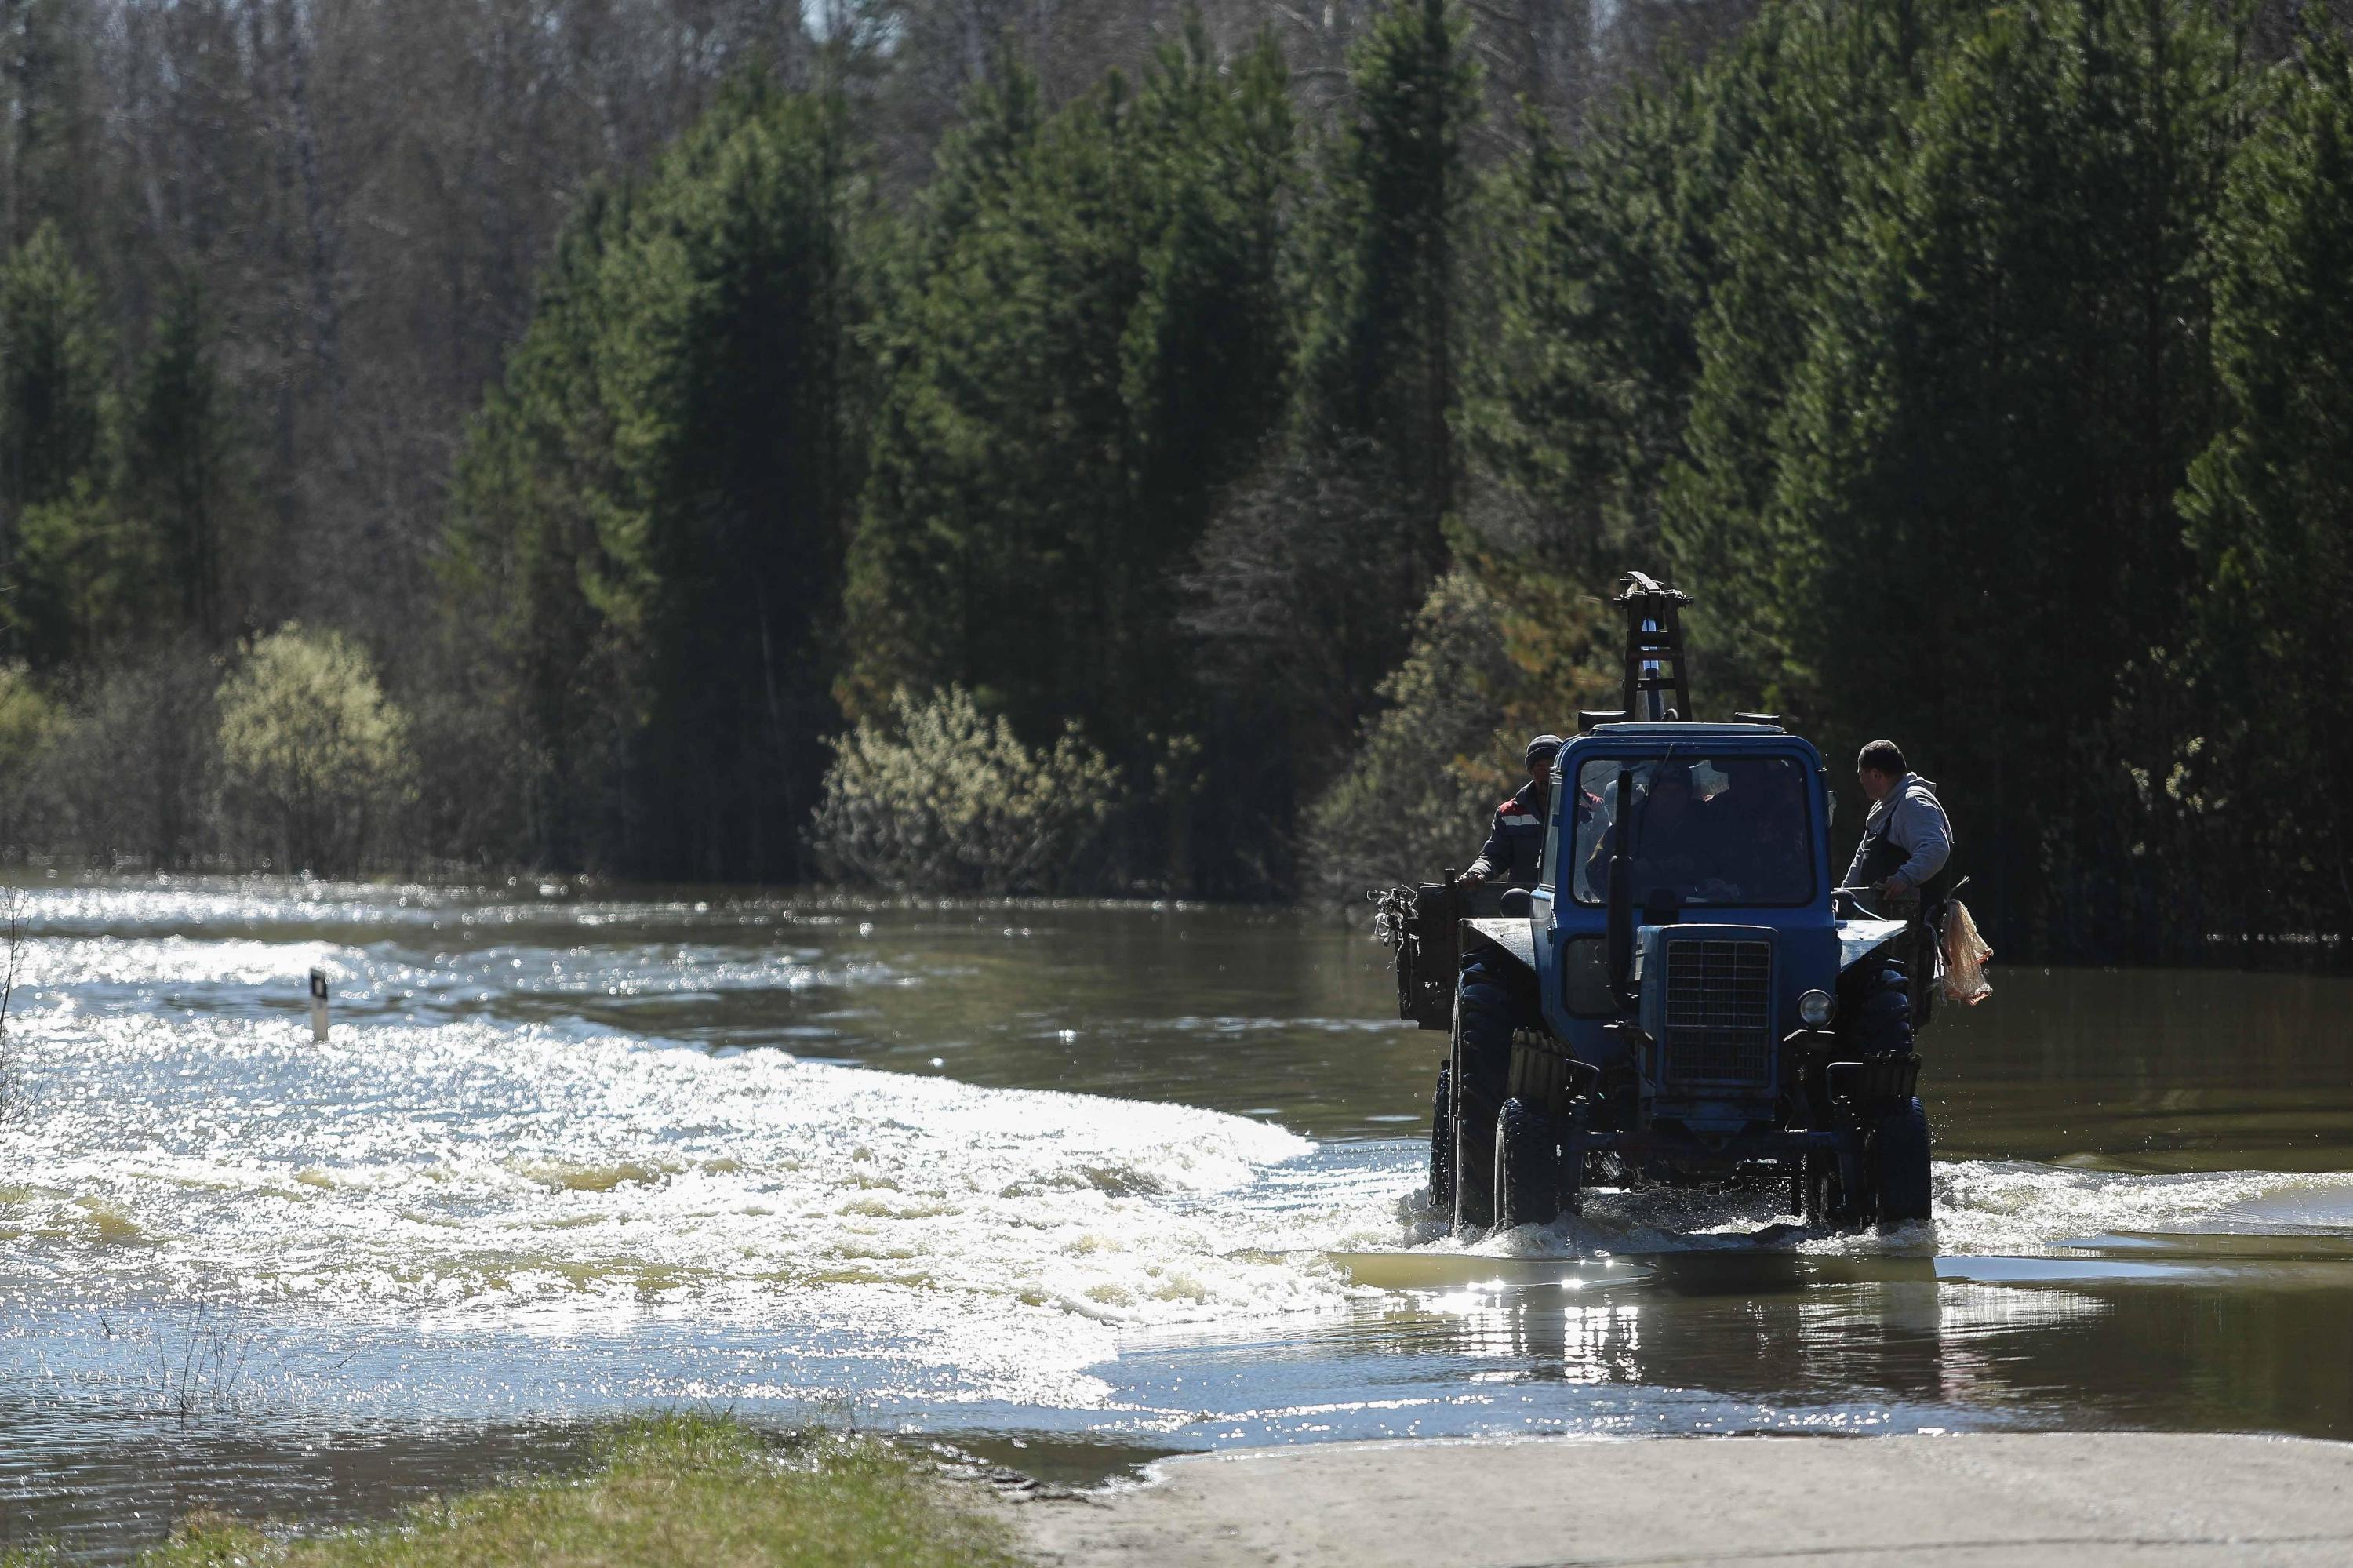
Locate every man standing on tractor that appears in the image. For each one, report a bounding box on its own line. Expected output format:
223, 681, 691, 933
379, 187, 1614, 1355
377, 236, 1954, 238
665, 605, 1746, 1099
1457, 733, 1565, 889
1846, 739, 1954, 914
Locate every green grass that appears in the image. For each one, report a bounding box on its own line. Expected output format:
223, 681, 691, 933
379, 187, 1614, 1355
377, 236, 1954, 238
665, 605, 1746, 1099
8, 1414, 1024, 1568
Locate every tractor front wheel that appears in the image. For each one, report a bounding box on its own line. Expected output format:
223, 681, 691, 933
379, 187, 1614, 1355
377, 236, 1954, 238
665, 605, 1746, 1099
1847, 961, 1914, 1057
1493, 1098, 1561, 1229
1873, 1097, 1933, 1223
1804, 1148, 1858, 1227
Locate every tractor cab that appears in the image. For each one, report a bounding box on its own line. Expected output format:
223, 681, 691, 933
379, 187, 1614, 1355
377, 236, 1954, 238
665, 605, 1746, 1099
1536, 724, 1842, 1140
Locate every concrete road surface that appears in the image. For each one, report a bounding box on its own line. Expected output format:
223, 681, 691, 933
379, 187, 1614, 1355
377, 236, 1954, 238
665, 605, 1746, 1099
1012, 1433, 2353, 1566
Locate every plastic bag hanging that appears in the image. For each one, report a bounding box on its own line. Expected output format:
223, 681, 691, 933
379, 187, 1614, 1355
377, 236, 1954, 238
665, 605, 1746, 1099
1942, 900, 1994, 1005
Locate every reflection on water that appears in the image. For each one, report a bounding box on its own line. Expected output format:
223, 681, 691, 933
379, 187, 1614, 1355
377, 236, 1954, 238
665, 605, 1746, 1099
2, 879, 2351, 1559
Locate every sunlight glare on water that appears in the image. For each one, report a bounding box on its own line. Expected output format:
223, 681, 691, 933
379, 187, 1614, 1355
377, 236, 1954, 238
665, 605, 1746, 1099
2, 1006, 1407, 1414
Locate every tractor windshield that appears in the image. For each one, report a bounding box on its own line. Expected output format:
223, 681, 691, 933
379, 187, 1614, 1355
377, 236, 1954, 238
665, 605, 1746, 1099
1567, 754, 1815, 908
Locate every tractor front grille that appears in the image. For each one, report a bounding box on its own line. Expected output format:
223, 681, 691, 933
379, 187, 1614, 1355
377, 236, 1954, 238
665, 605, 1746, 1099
1660, 938, 1773, 1088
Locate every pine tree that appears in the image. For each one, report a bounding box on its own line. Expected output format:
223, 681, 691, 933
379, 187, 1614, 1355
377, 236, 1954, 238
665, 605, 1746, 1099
1294, 0, 1480, 524
0, 220, 115, 668
125, 277, 240, 643
1467, 0, 2255, 949
2182, 40, 2353, 937
445, 79, 864, 878
841, 31, 1296, 770
1172, 0, 1477, 893
1762, 0, 2242, 954
0, 0, 98, 250
0, 222, 104, 511
442, 191, 631, 868
1662, 0, 1966, 699
1467, 76, 1717, 582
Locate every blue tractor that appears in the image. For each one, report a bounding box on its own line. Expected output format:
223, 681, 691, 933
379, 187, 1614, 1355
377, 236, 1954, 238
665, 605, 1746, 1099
1380, 573, 1944, 1231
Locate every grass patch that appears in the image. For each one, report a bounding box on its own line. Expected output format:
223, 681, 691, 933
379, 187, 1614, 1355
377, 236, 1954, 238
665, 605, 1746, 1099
9, 1414, 1022, 1568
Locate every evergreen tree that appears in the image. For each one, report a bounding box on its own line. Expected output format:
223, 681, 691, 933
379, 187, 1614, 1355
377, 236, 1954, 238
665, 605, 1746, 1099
1165, 0, 1476, 893
1757, 0, 2242, 954
2182, 41, 2353, 938
841, 27, 1296, 875
0, 221, 104, 511
443, 190, 632, 869
125, 277, 240, 643
835, 66, 1046, 722
1467, 0, 2261, 949
1472, 0, 1969, 646
1468, 77, 1716, 583
446, 79, 864, 879
0, 220, 115, 668
1294, 0, 1480, 523
1662, 0, 1966, 697
0, 0, 97, 250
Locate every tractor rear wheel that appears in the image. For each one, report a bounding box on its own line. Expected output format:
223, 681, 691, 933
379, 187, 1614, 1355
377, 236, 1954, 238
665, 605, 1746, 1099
1874, 1097, 1933, 1223
1449, 976, 1517, 1229
1493, 1098, 1560, 1228
1428, 1063, 1453, 1216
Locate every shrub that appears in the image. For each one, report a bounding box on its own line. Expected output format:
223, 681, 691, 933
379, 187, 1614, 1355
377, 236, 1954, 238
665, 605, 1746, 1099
39, 639, 220, 866
1303, 571, 1515, 904
0, 664, 62, 856
1304, 554, 1615, 908
811, 686, 1122, 894
216, 625, 416, 873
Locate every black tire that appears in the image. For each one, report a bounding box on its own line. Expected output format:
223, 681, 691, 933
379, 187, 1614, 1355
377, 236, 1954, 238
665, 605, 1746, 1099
1449, 976, 1516, 1229
1493, 1098, 1561, 1228
1803, 1150, 1833, 1225
1874, 1096, 1933, 1223
1804, 1148, 1858, 1227
1428, 1063, 1453, 1215
1848, 962, 1914, 1058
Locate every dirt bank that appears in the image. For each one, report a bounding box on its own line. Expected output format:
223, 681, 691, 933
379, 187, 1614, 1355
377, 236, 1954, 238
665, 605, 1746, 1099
1013, 1432, 2353, 1566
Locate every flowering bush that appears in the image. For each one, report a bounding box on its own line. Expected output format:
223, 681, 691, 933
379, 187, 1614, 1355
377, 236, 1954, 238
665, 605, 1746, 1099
811, 686, 1122, 894
216, 625, 416, 872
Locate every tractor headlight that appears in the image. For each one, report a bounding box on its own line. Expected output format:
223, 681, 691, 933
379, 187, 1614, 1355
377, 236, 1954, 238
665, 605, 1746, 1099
1798, 989, 1835, 1028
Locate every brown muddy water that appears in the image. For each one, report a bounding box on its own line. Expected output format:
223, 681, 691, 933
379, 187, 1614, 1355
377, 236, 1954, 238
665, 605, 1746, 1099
1, 879, 2349, 1559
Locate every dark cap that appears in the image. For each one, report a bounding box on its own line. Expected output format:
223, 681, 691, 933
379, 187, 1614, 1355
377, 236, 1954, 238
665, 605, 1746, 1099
1525, 733, 1565, 766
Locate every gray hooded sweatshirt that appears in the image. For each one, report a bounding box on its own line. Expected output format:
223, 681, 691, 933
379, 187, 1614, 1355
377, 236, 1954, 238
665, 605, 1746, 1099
1843, 773, 1953, 890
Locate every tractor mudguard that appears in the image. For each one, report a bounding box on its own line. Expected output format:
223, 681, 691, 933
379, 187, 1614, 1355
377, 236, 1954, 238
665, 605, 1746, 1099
1835, 918, 1908, 975
1461, 916, 1536, 974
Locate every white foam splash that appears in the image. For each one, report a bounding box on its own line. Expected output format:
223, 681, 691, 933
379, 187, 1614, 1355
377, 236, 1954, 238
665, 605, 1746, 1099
1414, 1158, 2353, 1263
0, 1002, 1406, 1410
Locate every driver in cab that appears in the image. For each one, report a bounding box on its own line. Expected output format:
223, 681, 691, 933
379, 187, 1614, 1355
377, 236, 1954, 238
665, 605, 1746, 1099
1577, 762, 1719, 901
1571, 758, 1817, 908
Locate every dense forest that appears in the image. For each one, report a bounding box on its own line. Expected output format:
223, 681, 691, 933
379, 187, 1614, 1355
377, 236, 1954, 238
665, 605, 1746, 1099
0, 0, 2347, 963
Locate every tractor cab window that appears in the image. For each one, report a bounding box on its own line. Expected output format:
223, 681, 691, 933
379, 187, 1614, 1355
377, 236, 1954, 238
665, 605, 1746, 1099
1567, 755, 1815, 908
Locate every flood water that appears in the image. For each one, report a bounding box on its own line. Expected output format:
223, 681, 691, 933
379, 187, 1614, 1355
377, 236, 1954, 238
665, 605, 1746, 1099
2, 879, 2351, 1558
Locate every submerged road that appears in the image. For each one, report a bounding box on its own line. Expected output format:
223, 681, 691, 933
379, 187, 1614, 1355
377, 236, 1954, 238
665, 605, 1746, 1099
1013, 1433, 2353, 1566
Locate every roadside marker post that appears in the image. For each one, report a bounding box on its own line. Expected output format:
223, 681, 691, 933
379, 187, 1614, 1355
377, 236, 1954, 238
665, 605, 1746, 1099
309, 968, 329, 1042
